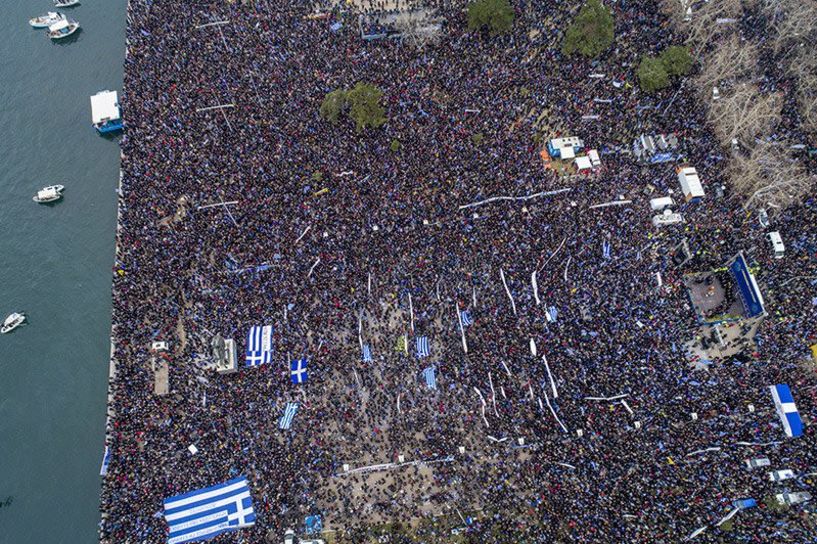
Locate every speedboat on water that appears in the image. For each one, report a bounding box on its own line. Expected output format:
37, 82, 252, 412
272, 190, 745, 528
29, 12, 64, 28
54, 0, 80, 7
48, 18, 79, 39
1, 313, 26, 334
33, 185, 65, 203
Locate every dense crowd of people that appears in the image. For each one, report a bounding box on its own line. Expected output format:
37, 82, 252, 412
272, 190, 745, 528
99, 0, 817, 542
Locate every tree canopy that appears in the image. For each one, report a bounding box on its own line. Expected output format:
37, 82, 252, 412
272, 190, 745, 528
319, 82, 387, 132
562, 0, 615, 58
637, 56, 670, 93
660, 45, 693, 77
319, 89, 348, 124
467, 0, 515, 36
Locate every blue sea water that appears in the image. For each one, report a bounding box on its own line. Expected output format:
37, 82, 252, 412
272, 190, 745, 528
0, 1, 124, 542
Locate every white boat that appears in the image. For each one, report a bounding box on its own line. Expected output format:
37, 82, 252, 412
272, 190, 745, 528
48, 18, 80, 39
54, 0, 80, 7
29, 12, 64, 28
1, 313, 26, 334
33, 185, 65, 203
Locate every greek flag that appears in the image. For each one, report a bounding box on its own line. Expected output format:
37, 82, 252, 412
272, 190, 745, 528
290, 358, 308, 384
416, 336, 430, 358
163, 477, 256, 544
245, 325, 273, 367
279, 402, 299, 430
547, 306, 558, 323
422, 366, 437, 390
769, 383, 803, 438
362, 344, 372, 362
460, 310, 473, 326
602, 240, 612, 259
99, 445, 111, 476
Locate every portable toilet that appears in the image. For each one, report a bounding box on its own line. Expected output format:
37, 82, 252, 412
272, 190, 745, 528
677, 167, 705, 202
767, 231, 784, 258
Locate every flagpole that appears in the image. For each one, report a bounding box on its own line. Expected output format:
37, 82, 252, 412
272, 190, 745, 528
531, 270, 540, 305
456, 302, 468, 354
499, 268, 517, 315
408, 292, 415, 334
488, 372, 499, 418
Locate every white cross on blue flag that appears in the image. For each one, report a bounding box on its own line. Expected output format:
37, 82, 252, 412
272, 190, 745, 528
290, 358, 308, 384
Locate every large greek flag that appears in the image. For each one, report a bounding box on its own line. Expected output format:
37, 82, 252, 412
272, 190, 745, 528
163, 477, 256, 544
416, 336, 430, 358
769, 383, 803, 438
279, 402, 299, 430
245, 325, 273, 367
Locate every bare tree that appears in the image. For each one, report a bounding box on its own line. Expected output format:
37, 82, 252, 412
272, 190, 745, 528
728, 141, 816, 211
708, 84, 782, 147
681, 0, 743, 54
695, 36, 757, 97
393, 9, 443, 48
760, 0, 817, 54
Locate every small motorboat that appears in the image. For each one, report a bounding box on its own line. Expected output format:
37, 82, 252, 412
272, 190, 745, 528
1, 313, 26, 334
33, 185, 65, 203
29, 12, 64, 28
54, 0, 80, 7
48, 18, 80, 39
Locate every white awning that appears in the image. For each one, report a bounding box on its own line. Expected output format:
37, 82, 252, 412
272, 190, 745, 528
49, 19, 70, 32
90, 90, 120, 124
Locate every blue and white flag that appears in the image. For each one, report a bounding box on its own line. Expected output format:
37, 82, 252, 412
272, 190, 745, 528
245, 325, 273, 367
769, 383, 803, 438
362, 344, 372, 362
460, 310, 473, 326
422, 366, 437, 390
547, 306, 558, 323
290, 358, 308, 384
602, 240, 612, 260
279, 402, 299, 430
163, 477, 256, 544
99, 445, 111, 476
416, 336, 430, 358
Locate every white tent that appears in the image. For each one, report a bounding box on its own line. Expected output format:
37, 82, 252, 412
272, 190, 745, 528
575, 156, 592, 170
678, 167, 704, 201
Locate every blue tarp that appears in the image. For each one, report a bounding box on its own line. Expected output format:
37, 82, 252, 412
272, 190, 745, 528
729, 253, 765, 317
305, 515, 323, 534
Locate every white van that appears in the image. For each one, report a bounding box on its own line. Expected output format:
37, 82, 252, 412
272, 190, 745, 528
768, 469, 795, 482
744, 457, 770, 470
650, 196, 674, 211
767, 231, 784, 258
776, 491, 812, 505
